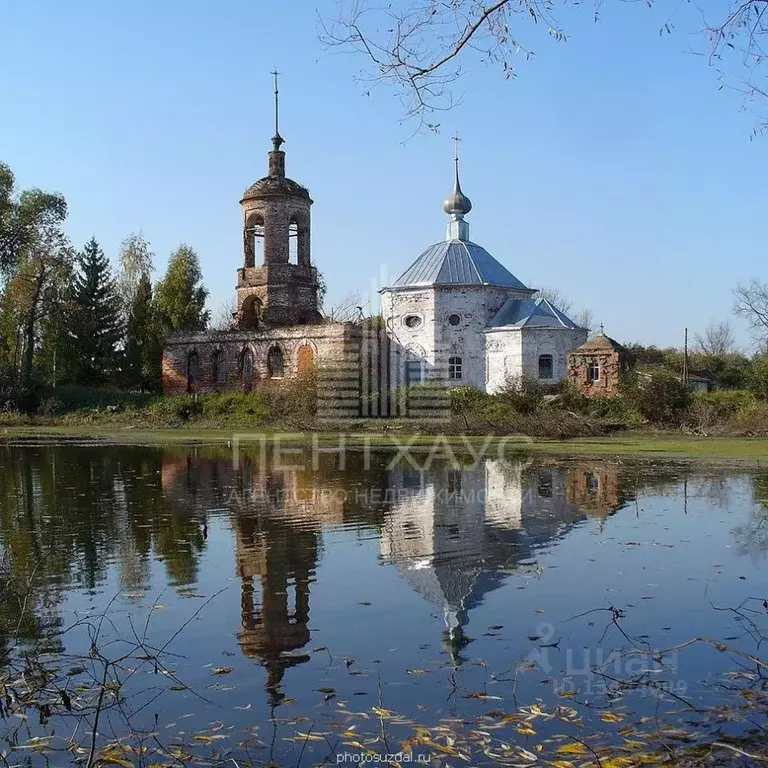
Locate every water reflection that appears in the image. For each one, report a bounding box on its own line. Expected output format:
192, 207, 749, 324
0, 442, 766, 719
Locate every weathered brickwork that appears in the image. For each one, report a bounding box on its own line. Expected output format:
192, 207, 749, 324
567, 333, 629, 397
162, 323, 361, 396
237, 146, 321, 328
162, 122, 330, 397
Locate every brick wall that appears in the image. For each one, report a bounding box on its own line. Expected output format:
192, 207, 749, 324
567, 350, 623, 397
161, 323, 360, 396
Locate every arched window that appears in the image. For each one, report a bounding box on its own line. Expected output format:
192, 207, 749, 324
212, 349, 226, 383
240, 295, 262, 330
448, 356, 462, 380
267, 345, 284, 378
241, 348, 254, 392
245, 214, 265, 267
187, 351, 201, 393
288, 219, 299, 264
538, 354, 554, 380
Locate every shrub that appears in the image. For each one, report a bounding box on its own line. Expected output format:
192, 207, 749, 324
691, 390, 757, 420
748, 353, 768, 400
622, 369, 691, 425
0, 368, 41, 413
37, 396, 65, 417
496, 376, 545, 415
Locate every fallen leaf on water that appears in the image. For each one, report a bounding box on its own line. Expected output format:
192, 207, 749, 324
556, 742, 587, 755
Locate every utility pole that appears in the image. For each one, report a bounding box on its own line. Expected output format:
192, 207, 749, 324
683, 327, 689, 386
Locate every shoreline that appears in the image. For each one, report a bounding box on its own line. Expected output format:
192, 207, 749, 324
1, 425, 766, 461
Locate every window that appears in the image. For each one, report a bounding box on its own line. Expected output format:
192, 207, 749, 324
187, 352, 201, 393
587, 360, 600, 383
240, 295, 262, 330
288, 219, 299, 264
538, 354, 554, 380
246, 214, 265, 267
241, 349, 254, 391
267, 345, 284, 378
212, 349, 226, 383
586, 472, 600, 494
403, 315, 422, 329
538, 470, 553, 499
447, 470, 462, 496
405, 360, 423, 385
297, 344, 315, 376
448, 313, 461, 326
448, 356, 462, 380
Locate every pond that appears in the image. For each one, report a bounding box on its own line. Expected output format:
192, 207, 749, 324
1, 439, 767, 766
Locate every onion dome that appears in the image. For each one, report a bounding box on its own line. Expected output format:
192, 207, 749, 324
442, 160, 472, 217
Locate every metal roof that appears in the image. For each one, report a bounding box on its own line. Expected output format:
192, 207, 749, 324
389, 240, 531, 290
488, 297, 583, 330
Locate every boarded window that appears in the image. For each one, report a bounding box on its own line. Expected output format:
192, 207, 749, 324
538, 354, 554, 379
267, 346, 284, 378
448, 356, 462, 380
187, 352, 201, 393
241, 349, 254, 392
297, 344, 315, 376
212, 349, 226, 383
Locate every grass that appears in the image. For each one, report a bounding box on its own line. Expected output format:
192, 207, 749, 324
1, 424, 766, 461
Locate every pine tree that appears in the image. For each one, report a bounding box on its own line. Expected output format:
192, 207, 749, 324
123, 273, 161, 391
70, 237, 123, 385
154, 244, 209, 332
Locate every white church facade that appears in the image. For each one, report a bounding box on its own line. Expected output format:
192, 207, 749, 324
380, 159, 586, 394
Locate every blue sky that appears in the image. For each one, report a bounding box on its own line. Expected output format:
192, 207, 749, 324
1, 0, 765, 348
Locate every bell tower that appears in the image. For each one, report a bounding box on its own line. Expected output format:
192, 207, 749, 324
236, 72, 322, 328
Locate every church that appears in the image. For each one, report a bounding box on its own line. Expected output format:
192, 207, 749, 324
161, 86, 587, 409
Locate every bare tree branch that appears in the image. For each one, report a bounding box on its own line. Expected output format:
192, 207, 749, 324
322, 0, 768, 131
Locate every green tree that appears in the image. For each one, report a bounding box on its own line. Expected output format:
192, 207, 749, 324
5, 230, 73, 385
123, 273, 161, 391
70, 237, 123, 385
118, 232, 155, 313
747, 350, 768, 399
0, 162, 67, 274
154, 244, 209, 332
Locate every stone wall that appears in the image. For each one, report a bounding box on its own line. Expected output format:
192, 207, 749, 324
380, 285, 531, 391
484, 329, 523, 393
161, 323, 361, 416
485, 327, 587, 394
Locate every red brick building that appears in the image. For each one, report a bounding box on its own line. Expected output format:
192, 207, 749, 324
567, 331, 630, 397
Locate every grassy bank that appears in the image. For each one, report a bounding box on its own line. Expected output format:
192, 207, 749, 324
1, 424, 767, 461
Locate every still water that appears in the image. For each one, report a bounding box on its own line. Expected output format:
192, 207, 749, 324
1, 441, 767, 765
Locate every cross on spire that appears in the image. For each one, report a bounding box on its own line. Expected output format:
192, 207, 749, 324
271, 69, 284, 151
452, 131, 462, 165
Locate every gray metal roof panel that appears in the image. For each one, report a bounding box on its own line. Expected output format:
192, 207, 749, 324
391, 240, 529, 289
488, 297, 582, 330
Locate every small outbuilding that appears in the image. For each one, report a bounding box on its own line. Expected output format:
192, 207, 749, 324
567, 330, 630, 397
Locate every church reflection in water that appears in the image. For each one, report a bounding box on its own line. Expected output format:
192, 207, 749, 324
160, 448, 633, 699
